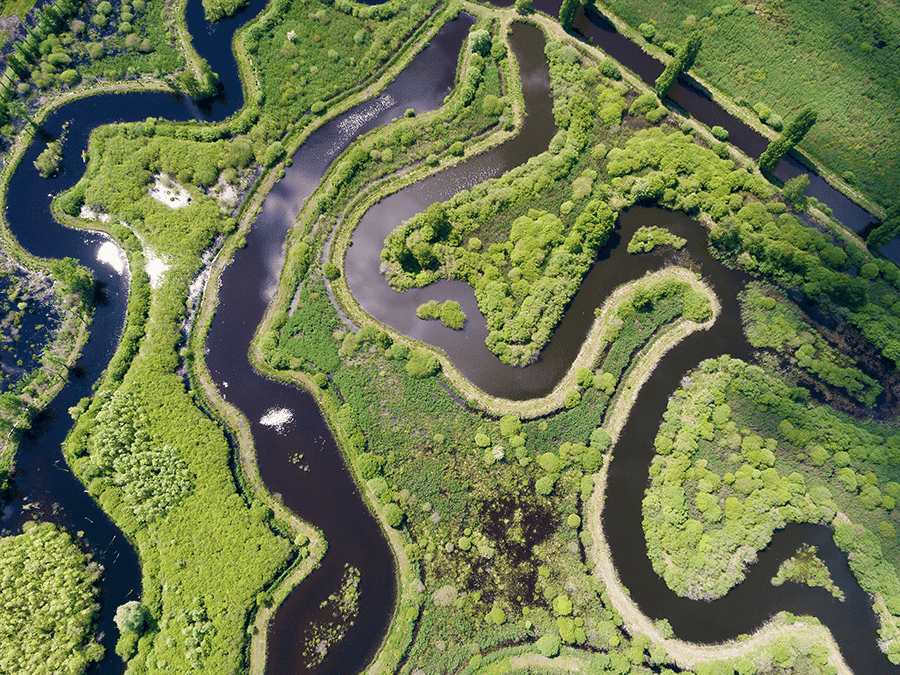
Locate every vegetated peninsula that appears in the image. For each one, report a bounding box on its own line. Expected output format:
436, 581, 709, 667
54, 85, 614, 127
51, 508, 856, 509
0, 0, 897, 675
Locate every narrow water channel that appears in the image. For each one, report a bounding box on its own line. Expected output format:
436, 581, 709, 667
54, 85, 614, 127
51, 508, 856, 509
204, 15, 476, 674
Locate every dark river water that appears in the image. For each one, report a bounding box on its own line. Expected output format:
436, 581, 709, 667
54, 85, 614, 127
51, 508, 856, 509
0, 0, 894, 673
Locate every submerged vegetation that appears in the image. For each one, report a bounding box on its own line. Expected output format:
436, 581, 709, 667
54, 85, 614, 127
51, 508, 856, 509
771, 544, 844, 601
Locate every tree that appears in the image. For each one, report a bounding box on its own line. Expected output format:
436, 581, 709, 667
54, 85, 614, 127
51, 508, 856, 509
34, 138, 63, 177
178, 58, 220, 101
469, 28, 491, 57
114, 601, 146, 634
655, 32, 703, 98
782, 174, 809, 212
515, 0, 532, 14
758, 108, 817, 173
383, 503, 404, 528
865, 203, 900, 249
536, 632, 561, 657
559, 0, 579, 31
499, 415, 521, 438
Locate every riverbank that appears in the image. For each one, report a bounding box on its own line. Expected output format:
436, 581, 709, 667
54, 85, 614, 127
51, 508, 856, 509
189, 6, 478, 673
585, 1, 887, 221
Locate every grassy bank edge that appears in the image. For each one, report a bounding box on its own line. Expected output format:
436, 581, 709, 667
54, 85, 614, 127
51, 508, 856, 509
186, 5, 471, 674
586, 1, 885, 220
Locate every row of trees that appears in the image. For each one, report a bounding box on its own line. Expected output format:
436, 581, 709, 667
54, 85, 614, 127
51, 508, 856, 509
1, 0, 86, 99
866, 203, 900, 250
758, 108, 818, 173
654, 32, 702, 98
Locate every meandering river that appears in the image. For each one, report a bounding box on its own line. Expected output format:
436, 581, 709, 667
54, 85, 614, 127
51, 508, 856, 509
0, 0, 894, 673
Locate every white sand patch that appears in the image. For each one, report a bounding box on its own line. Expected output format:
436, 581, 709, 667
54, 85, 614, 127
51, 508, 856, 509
149, 174, 192, 209
80, 205, 111, 222
209, 175, 239, 211
187, 268, 210, 309
144, 253, 170, 289
260, 407, 294, 433
96, 241, 126, 274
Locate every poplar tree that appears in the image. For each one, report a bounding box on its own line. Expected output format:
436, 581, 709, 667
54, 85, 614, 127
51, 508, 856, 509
559, 0, 579, 31
654, 32, 703, 98
758, 107, 818, 173
865, 204, 900, 249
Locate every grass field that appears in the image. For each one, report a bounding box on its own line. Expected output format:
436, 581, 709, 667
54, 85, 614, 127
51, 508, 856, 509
0, 0, 37, 19
596, 0, 900, 211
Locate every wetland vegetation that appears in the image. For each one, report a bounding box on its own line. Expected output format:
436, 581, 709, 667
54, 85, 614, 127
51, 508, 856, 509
0, 0, 898, 674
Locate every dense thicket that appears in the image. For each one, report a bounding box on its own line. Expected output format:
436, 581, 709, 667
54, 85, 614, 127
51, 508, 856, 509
0, 522, 103, 675
643, 356, 900, 660
384, 204, 614, 365
740, 283, 882, 406
249, 0, 440, 127
56, 114, 294, 672
62, 128, 246, 257
626, 225, 686, 254
710, 202, 900, 367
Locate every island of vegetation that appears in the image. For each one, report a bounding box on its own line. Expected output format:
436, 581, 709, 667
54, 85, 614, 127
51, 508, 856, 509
0, 0, 897, 675
771, 544, 845, 602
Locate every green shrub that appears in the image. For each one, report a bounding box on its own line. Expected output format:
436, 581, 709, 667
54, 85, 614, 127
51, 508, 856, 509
600, 58, 621, 80
535, 475, 556, 496
711, 125, 729, 141
405, 350, 440, 378
384, 503, 405, 528
439, 300, 467, 330
416, 300, 441, 320
323, 262, 341, 280
536, 632, 561, 657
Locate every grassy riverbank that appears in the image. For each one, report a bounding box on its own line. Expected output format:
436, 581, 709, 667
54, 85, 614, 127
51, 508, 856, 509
593, 0, 898, 215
